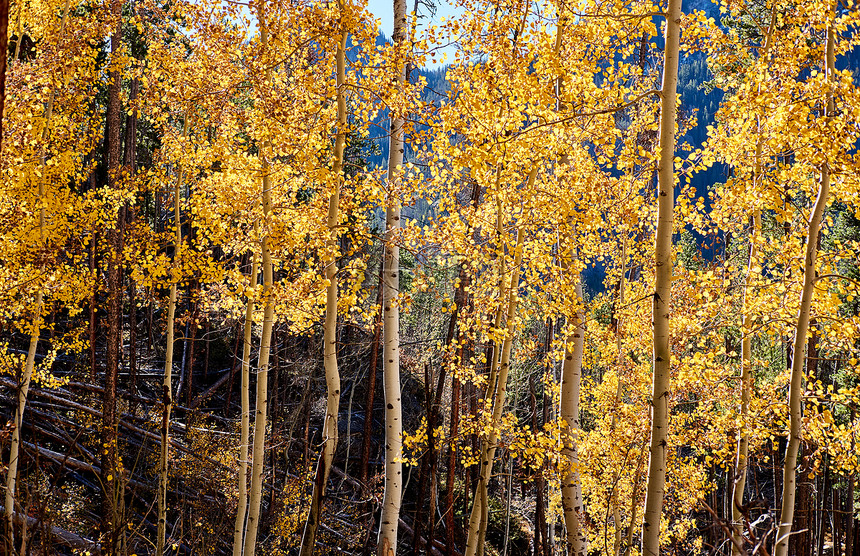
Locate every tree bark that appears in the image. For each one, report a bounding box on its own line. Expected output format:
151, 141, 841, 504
731, 17, 776, 550
242, 211, 274, 556
4, 2, 70, 544
378, 0, 407, 551
464, 174, 532, 555
0, 2, 74, 532
300, 6, 347, 551
101, 1, 126, 551
156, 114, 188, 556
775, 13, 834, 555
360, 262, 384, 485
232, 252, 258, 556
559, 280, 586, 555
731, 212, 760, 555
0, 0, 9, 155
612, 238, 627, 556
846, 463, 854, 556
242, 21, 278, 545
530, 373, 546, 556
641, 0, 681, 553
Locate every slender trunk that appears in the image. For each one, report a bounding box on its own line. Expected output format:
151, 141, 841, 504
300, 8, 347, 551
225, 318, 243, 413
552, 14, 587, 551
832, 471, 839, 556
775, 14, 835, 555
378, 0, 406, 552
242, 214, 274, 556
128, 278, 138, 399
90, 232, 98, 382
243, 15, 278, 544
560, 280, 586, 555
817, 455, 829, 556
446, 342, 466, 555
641, 1, 681, 553
361, 263, 384, 485
123, 79, 138, 170
791, 449, 811, 556
530, 374, 546, 556
413, 366, 433, 555
623, 450, 646, 556
846, 462, 854, 556
0, 0, 9, 155
418, 280, 460, 554
464, 173, 532, 555
731, 212, 760, 555
186, 292, 198, 407
4, 298, 42, 555
502, 456, 513, 556
232, 252, 258, 556
156, 114, 188, 556
612, 237, 627, 425
731, 19, 775, 548
3, 3, 71, 547
444, 181, 480, 554
475, 225, 527, 556
465, 171, 506, 552
612, 240, 628, 556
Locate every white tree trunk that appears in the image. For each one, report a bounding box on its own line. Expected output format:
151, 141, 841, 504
5, 302, 42, 554
157, 113, 188, 556
731, 210, 759, 555
232, 251, 258, 556
4, 5, 69, 547
300, 7, 347, 552
560, 279, 587, 556
731, 15, 774, 552
642, 0, 682, 553
775, 12, 835, 555
377, 0, 407, 552
242, 9, 277, 551
242, 223, 274, 556
465, 168, 535, 556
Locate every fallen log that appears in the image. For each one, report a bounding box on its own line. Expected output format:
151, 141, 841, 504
189, 368, 232, 408
0, 504, 100, 554
22, 441, 149, 491
0, 381, 232, 473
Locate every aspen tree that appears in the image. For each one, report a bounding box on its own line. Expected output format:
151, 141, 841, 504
243, 5, 277, 552
730, 211, 758, 556
377, 0, 407, 552
611, 237, 627, 556
156, 114, 188, 556
462, 173, 506, 555
300, 1, 347, 550
3, 1, 70, 551
730, 129, 766, 556
242, 167, 275, 556
559, 278, 586, 556
642, 0, 682, 553
232, 251, 258, 555
464, 168, 535, 556
729, 14, 775, 551
775, 8, 836, 554
553, 11, 586, 552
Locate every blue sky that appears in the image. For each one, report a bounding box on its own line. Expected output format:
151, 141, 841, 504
365, 0, 460, 36
365, 0, 460, 65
